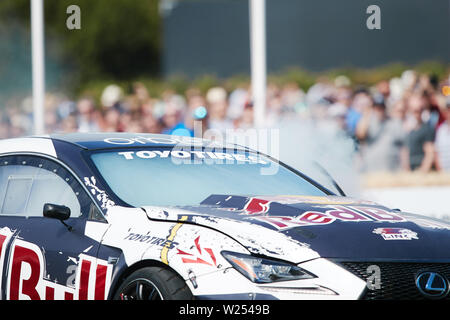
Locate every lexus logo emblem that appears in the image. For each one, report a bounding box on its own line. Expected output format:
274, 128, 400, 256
416, 272, 449, 299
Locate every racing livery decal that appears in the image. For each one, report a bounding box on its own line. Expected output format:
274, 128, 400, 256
83, 176, 115, 210
0, 235, 113, 300
242, 198, 272, 215
177, 236, 218, 267
199, 195, 406, 230
0, 228, 13, 296
116, 150, 268, 164
160, 216, 188, 265
373, 228, 419, 240
248, 205, 405, 230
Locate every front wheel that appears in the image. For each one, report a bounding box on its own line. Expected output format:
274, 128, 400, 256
113, 266, 194, 300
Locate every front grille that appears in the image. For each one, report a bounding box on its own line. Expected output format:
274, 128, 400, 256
339, 261, 450, 300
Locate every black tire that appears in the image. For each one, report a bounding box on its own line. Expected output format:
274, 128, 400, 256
113, 266, 194, 300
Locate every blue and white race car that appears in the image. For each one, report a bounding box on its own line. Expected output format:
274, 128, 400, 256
0, 133, 449, 300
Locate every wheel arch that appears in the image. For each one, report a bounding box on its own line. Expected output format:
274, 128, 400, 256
108, 258, 187, 300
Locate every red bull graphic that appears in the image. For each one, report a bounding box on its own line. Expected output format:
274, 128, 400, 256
250, 206, 407, 230
0, 235, 112, 300
242, 198, 272, 215
373, 228, 419, 240
177, 236, 217, 267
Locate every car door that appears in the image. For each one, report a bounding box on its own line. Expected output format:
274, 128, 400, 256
0, 154, 111, 300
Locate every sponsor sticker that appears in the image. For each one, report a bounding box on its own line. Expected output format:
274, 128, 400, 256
373, 228, 419, 240
116, 150, 268, 164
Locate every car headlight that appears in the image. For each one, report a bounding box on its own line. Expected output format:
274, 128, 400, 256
221, 251, 316, 283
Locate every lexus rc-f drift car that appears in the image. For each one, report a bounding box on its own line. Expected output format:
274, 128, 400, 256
0, 133, 449, 300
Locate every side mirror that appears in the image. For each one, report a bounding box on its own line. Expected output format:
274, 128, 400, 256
43, 203, 71, 221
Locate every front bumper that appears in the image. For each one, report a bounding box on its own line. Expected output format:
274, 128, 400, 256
187, 258, 367, 300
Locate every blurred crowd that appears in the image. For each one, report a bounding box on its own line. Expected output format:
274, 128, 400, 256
1, 70, 450, 173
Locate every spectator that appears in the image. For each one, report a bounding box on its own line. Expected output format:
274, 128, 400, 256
206, 87, 233, 132
435, 99, 450, 171
132, 82, 151, 105
345, 89, 372, 137
356, 98, 406, 172
227, 85, 249, 120
101, 84, 124, 109
61, 114, 78, 133
76, 97, 100, 133
375, 80, 390, 102
233, 102, 254, 130
101, 106, 121, 132
404, 93, 436, 172
141, 113, 162, 134
328, 87, 352, 131
161, 102, 193, 136
266, 83, 284, 127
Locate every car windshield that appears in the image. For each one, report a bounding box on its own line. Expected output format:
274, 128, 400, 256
90, 148, 328, 207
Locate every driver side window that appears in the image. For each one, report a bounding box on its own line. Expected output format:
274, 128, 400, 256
0, 156, 93, 218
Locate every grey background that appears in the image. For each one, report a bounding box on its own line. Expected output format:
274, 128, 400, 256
161, 0, 450, 78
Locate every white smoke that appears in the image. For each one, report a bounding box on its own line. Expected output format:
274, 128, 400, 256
220, 117, 362, 197
268, 118, 362, 197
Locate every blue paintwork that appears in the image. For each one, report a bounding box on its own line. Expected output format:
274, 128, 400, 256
170, 194, 450, 261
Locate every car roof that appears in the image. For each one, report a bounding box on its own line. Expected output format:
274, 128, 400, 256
0, 133, 253, 157
47, 132, 251, 151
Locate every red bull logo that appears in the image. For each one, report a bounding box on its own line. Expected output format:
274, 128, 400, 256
0, 230, 112, 300
249, 205, 406, 230
242, 198, 271, 215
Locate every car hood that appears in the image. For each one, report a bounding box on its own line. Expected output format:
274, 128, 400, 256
143, 194, 450, 262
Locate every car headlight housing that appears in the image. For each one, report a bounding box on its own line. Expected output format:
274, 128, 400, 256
221, 251, 316, 283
